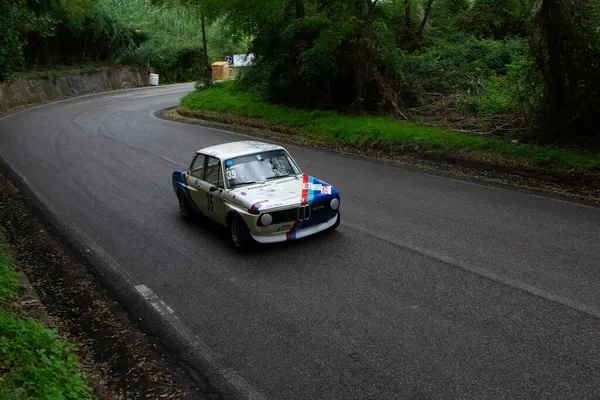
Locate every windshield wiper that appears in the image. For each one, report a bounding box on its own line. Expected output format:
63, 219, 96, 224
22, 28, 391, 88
266, 174, 295, 180
232, 180, 261, 188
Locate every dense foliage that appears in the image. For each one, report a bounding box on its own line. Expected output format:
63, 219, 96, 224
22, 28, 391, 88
0, 0, 246, 83
2, 0, 599, 145
199, 0, 600, 146
530, 0, 600, 143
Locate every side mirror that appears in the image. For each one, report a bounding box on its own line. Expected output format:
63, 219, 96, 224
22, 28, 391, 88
209, 186, 219, 192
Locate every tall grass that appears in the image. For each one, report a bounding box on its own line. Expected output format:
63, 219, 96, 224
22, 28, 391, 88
99, 0, 204, 79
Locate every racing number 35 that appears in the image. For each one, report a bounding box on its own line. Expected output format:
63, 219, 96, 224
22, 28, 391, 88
206, 193, 214, 212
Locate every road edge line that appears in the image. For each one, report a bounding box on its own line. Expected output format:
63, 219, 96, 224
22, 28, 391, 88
0, 83, 193, 122
0, 153, 265, 400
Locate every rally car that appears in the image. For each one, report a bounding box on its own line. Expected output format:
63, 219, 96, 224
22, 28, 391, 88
172, 141, 341, 251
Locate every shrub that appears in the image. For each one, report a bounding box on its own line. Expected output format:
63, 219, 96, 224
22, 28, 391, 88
399, 34, 526, 107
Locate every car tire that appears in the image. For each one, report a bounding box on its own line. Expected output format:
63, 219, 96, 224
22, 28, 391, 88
229, 215, 256, 252
178, 191, 194, 222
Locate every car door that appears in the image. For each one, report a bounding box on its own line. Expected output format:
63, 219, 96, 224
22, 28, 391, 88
193, 156, 227, 225
187, 153, 207, 212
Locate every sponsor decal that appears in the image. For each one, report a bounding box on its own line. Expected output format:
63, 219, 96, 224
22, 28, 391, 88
321, 185, 331, 194
240, 191, 247, 196
286, 174, 310, 241
226, 160, 233, 166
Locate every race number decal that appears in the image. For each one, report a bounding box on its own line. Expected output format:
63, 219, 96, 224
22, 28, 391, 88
321, 185, 331, 194
226, 168, 237, 180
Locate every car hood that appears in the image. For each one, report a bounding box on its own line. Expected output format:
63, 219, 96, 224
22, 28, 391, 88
224, 174, 339, 212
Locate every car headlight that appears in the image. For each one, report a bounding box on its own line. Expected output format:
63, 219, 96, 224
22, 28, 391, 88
260, 213, 273, 226
330, 198, 340, 210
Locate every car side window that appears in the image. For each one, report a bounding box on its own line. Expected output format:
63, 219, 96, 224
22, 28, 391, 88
205, 157, 223, 188
190, 154, 206, 179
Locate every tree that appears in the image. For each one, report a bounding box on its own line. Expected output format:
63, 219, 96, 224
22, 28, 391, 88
0, 0, 34, 80
203, 0, 405, 114
417, 0, 435, 37
531, 0, 600, 142
460, 0, 530, 39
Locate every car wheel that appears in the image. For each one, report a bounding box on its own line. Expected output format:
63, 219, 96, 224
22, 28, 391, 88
229, 216, 256, 252
178, 191, 194, 221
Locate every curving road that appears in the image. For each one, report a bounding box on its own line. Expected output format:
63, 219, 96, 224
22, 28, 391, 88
2, 84, 600, 399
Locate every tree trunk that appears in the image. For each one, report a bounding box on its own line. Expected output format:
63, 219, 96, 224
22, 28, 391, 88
417, 0, 435, 37
539, 0, 567, 136
295, 0, 305, 18
404, 0, 412, 33
200, 7, 210, 76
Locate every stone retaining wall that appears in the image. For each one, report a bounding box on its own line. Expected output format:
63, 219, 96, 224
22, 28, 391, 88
0, 65, 148, 112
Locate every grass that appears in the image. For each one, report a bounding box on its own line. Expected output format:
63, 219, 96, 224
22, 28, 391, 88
0, 236, 95, 399
181, 81, 600, 172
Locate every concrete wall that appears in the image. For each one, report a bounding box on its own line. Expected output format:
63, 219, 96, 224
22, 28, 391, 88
0, 65, 148, 112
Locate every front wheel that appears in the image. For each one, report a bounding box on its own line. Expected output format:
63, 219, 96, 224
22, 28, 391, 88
229, 216, 257, 252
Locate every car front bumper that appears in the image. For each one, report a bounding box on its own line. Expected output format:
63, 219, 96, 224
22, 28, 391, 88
250, 213, 338, 243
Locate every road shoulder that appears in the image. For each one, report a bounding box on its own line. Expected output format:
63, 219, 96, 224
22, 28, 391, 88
159, 106, 600, 207
0, 172, 216, 399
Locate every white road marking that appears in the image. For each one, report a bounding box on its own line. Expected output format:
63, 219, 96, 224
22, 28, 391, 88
134, 284, 265, 400
343, 220, 600, 320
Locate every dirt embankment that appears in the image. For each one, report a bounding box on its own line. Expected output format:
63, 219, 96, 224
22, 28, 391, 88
0, 172, 219, 399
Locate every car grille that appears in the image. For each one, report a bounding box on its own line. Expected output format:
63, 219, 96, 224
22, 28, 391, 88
260, 199, 334, 226
269, 208, 299, 225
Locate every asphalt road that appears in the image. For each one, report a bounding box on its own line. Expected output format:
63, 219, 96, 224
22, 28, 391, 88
2, 84, 600, 399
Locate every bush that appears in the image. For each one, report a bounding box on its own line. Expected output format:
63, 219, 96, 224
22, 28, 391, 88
21, 6, 141, 70
205, 17, 251, 63
99, 0, 206, 83
1, 0, 211, 83
399, 35, 526, 107
459, 0, 530, 40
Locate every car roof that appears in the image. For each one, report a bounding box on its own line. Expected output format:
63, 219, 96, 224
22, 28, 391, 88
196, 141, 286, 160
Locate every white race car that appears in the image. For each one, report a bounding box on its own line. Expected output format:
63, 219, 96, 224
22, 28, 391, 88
172, 141, 341, 251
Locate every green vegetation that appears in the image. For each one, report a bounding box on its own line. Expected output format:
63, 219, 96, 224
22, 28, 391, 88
0, 0, 250, 83
181, 82, 600, 172
0, 236, 95, 399
2, 0, 599, 165
195, 0, 600, 148
99, 0, 207, 83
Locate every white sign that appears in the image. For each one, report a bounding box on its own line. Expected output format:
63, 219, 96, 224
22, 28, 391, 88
233, 54, 255, 67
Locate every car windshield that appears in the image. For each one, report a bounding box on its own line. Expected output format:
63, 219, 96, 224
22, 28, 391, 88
223, 149, 301, 189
